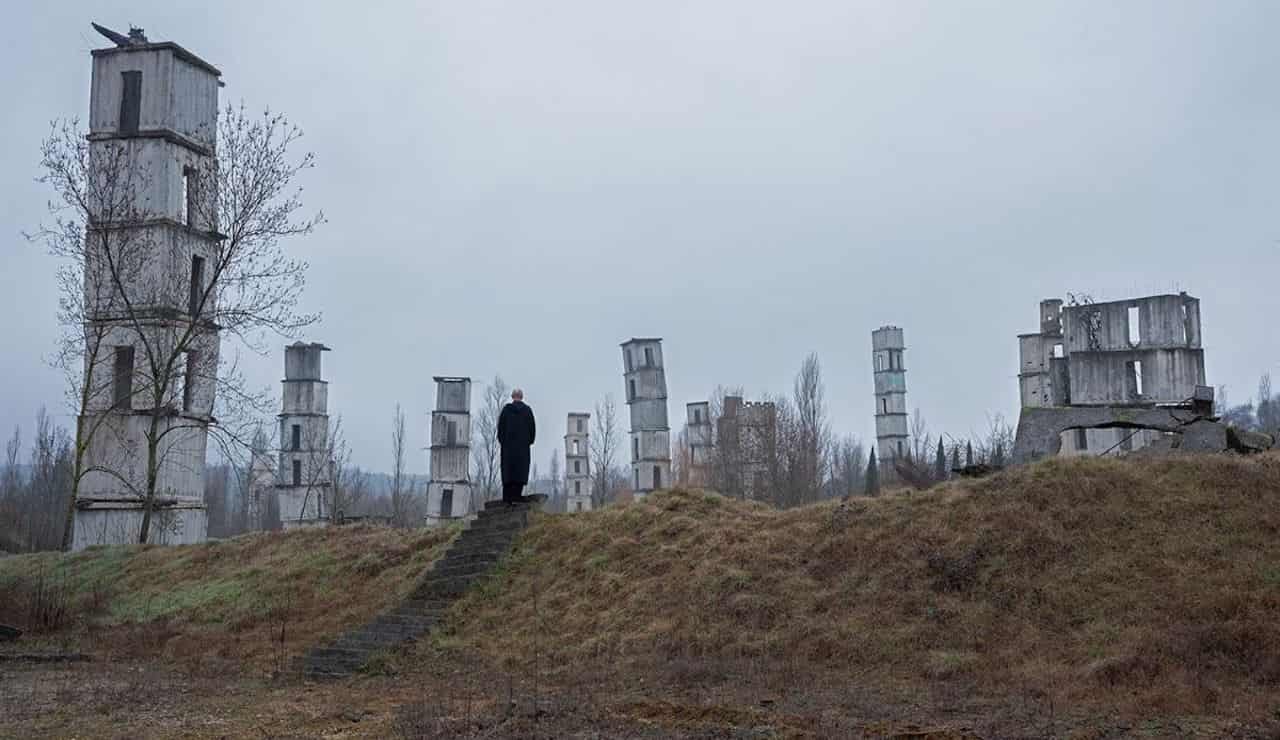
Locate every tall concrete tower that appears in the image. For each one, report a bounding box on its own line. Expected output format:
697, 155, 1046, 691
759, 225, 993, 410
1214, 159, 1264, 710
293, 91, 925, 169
565, 412, 593, 512
426, 377, 473, 524
685, 401, 713, 487
277, 342, 331, 528
621, 338, 671, 497
72, 26, 223, 549
872, 326, 908, 477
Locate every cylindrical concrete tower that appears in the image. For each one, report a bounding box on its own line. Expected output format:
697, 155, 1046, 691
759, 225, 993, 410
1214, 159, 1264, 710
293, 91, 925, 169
621, 338, 671, 497
872, 326, 908, 476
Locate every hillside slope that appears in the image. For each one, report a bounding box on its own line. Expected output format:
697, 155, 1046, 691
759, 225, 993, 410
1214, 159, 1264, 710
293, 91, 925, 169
0, 523, 457, 669
441, 453, 1280, 717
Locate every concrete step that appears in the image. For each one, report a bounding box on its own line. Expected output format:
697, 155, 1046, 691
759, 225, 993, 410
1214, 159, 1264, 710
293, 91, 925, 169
474, 507, 531, 522
466, 517, 527, 533
449, 532, 516, 552
431, 562, 491, 580
436, 551, 502, 569
442, 537, 512, 555
414, 575, 479, 598
373, 606, 440, 624
339, 631, 418, 649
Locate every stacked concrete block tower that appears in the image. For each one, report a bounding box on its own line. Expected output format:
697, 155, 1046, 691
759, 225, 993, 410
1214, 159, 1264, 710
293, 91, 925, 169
276, 342, 331, 528
621, 338, 671, 497
72, 25, 223, 549
426, 377, 473, 524
871, 326, 909, 479
685, 401, 713, 487
565, 412, 593, 512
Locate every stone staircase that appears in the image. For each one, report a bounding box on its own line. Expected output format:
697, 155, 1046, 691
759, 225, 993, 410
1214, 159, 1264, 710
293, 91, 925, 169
299, 496, 544, 679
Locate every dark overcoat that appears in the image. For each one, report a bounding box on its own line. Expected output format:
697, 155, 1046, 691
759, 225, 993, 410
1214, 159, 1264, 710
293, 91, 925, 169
497, 401, 536, 485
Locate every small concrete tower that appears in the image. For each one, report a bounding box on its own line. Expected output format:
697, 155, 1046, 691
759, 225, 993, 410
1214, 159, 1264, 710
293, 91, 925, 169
426, 377, 473, 525
72, 26, 223, 549
872, 326, 908, 477
621, 338, 671, 497
685, 401, 713, 486
277, 342, 331, 528
565, 412, 593, 512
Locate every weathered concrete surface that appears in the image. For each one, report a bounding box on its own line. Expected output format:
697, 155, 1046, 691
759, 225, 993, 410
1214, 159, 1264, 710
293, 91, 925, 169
1011, 406, 1240, 464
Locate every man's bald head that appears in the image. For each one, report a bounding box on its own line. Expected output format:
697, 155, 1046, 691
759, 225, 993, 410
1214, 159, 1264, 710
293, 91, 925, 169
511, 388, 524, 401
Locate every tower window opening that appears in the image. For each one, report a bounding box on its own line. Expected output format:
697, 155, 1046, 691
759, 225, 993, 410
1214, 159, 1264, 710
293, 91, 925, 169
644, 347, 654, 366
189, 255, 205, 317
441, 489, 453, 518
628, 379, 636, 401
292, 459, 302, 486
1052, 343, 1064, 359
113, 345, 135, 409
1127, 360, 1144, 398
1075, 428, 1088, 451
119, 71, 141, 134
653, 465, 662, 489
633, 437, 639, 461
574, 460, 581, 474
291, 424, 301, 451
1127, 305, 1141, 346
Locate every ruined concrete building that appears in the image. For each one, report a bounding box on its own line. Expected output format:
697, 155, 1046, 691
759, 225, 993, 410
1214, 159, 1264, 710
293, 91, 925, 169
72, 27, 223, 549
426, 377, 473, 524
565, 413, 593, 512
716, 396, 777, 501
276, 343, 332, 528
621, 338, 671, 497
871, 326, 908, 477
685, 401, 714, 487
1011, 293, 1229, 461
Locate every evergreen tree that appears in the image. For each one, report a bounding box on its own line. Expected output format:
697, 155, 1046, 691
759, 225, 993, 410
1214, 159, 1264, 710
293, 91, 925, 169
965, 441, 974, 466
993, 443, 1005, 468
865, 449, 880, 497
951, 444, 961, 471
934, 438, 947, 481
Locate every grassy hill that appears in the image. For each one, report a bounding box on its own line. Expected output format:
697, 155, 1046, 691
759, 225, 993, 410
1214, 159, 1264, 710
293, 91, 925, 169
438, 452, 1280, 718
2, 452, 1278, 733
0, 522, 458, 669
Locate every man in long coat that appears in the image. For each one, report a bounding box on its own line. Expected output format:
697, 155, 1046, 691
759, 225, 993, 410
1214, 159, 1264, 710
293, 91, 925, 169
497, 388, 536, 504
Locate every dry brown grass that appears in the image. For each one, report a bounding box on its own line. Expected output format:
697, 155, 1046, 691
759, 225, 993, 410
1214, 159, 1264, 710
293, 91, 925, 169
0, 523, 458, 671
444, 452, 1280, 719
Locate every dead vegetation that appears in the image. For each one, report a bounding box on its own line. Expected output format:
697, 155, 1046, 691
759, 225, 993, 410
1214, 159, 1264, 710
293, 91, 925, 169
0, 523, 458, 671
441, 452, 1280, 721
3, 453, 1280, 736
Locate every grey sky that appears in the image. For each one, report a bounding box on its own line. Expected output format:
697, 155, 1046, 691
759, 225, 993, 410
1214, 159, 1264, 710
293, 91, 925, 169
3, 1, 1278, 475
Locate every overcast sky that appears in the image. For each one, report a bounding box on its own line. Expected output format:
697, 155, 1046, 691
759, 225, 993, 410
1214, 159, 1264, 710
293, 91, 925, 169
2, 1, 1278, 475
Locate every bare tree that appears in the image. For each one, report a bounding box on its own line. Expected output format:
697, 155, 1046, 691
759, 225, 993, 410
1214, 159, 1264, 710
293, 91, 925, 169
390, 404, 410, 526
471, 376, 508, 508
788, 353, 829, 506
590, 394, 620, 508
826, 434, 865, 499
34, 106, 322, 544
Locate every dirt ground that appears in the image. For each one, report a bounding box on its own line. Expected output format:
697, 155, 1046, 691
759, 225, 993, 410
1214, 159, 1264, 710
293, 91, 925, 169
2, 643, 1275, 739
